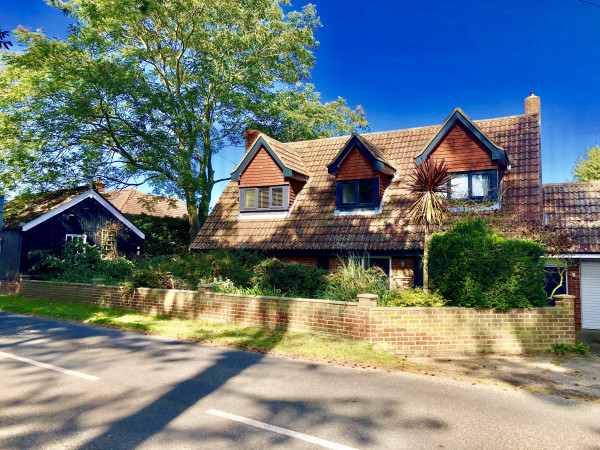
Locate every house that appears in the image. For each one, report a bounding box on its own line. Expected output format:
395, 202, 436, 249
192, 93, 542, 290
543, 181, 600, 330
0, 187, 145, 281
101, 187, 188, 218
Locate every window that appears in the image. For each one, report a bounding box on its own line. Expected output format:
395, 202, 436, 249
336, 178, 379, 208
448, 170, 497, 201
317, 256, 330, 271
65, 234, 87, 243
240, 185, 289, 211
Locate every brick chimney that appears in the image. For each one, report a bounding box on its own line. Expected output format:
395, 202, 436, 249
525, 92, 540, 115
93, 179, 105, 193
245, 129, 261, 153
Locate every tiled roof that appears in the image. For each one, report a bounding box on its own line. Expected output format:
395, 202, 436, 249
543, 181, 600, 253
103, 189, 188, 218
261, 134, 309, 177
192, 113, 542, 252
2, 186, 90, 229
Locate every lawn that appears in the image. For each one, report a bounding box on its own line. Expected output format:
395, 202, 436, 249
0, 295, 418, 370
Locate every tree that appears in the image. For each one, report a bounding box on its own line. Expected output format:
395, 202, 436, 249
573, 145, 600, 181
408, 158, 451, 293
0, 26, 12, 50
0, 0, 368, 241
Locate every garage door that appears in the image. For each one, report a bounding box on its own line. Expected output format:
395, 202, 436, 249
581, 261, 600, 330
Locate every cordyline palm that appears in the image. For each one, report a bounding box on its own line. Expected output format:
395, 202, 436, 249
408, 158, 451, 293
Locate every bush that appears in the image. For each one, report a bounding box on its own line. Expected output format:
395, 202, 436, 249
381, 288, 446, 307
324, 256, 389, 302
125, 214, 190, 256
548, 343, 589, 356
251, 258, 328, 298
429, 218, 547, 310
29, 241, 135, 285
122, 267, 192, 292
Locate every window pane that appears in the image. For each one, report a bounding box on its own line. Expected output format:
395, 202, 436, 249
367, 258, 391, 277
471, 173, 490, 198
342, 183, 356, 204
244, 189, 256, 208
450, 174, 469, 199
271, 187, 283, 207
258, 187, 270, 208
358, 179, 375, 204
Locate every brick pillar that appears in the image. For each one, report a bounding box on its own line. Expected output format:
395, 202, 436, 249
357, 293, 378, 343
554, 294, 576, 345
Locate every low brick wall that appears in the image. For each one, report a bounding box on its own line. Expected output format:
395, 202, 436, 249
0, 281, 20, 295
370, 296, 575, 355
15, 278, 575, 355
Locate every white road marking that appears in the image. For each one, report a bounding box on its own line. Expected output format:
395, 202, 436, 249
206, 409, 358, 450
0, 351, 100, 381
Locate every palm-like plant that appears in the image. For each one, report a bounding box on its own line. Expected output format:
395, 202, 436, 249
408, 158, 452, 293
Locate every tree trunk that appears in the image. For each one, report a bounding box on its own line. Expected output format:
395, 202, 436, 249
423, 225, 430, 294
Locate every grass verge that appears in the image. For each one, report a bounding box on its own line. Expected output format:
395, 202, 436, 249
0, 295, 418, 370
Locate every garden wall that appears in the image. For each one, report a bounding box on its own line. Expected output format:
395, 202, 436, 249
0, 281, 20, 295
16, 277, 575, 355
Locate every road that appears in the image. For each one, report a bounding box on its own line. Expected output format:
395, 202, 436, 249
0, 312, 598, 449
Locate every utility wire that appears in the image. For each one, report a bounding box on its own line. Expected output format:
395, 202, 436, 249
575, 0, 600, 7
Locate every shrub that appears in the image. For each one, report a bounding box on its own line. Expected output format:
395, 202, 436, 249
381, 287, 446, 307
122, 267, 192, 292
203, 247, 264, 287
548, 343, 589, 356
251, 258, 327, 298
125, 214, 190, 256
429, 218, 547, 310
324, 256, 389, 302
29, 241, 135, 285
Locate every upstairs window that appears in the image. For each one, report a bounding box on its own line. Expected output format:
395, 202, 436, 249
240, 185, 288, 212
65, 234, 87, 243
336, 178, 380, 208
448, 170, 497, 201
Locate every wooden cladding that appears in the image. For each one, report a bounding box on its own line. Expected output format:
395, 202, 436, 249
239, 147, 285, 187
429, 124, 498, 172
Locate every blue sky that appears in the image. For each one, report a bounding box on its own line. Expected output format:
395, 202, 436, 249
2, 0, 599, 207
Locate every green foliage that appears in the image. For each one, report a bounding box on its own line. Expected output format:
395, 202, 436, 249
548, 343, 590, 356
251, 258, 328, 298
429, 218, 547, 310
573, 145, 600, 182
324, 256, 389, 302
381, 288, 446, 307
210, 277, 284, 297
122, 267, 192, 292
125, 214, 189, 256
29, 241, 135, 285
0, 0, 368, 239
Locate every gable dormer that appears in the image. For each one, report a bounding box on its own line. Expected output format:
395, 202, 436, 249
231, 131, 308, 212
414, 109, 509, 202
327, 133, 395, 210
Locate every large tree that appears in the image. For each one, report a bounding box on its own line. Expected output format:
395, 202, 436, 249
0, 0, 367, 241
573, 145, 600, 182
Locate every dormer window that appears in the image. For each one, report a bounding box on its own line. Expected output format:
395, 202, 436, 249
337, 178, 380, 208
448, 170, 498, 201
240, 185, 289, 212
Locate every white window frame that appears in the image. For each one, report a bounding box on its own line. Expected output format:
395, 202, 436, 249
65, 234, 87, 243
240, 185, 289, 212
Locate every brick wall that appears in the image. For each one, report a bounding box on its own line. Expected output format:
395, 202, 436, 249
391, 258, 413, 289
567, 264, 582, 330
370, 295, 575, 355
16, 279, 575, 355
430, 124, 498, 172
0, 281, 20, 295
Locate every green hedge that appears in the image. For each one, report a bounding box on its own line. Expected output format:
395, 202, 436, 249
251, 258, 328, 298
428, 219, 547, 310
125, 214, 190, 256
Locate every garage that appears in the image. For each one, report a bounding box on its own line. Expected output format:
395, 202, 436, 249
581, 260, 600, 330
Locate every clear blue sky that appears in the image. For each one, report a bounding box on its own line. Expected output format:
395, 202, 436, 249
2, 0, 599, 207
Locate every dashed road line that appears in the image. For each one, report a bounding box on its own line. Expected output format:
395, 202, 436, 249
206, 409, 358, 450
0, 350, 100, 381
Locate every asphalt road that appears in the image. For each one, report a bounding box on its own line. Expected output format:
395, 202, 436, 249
0, 312, 599, 449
